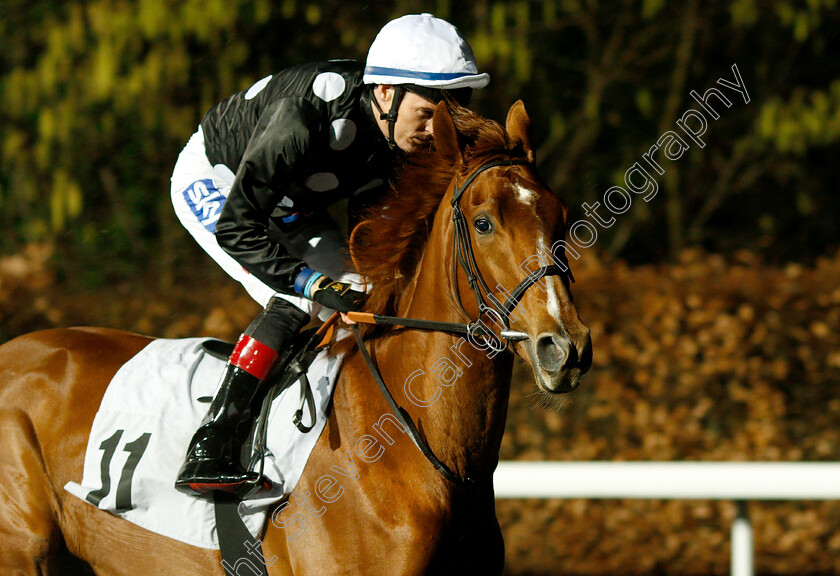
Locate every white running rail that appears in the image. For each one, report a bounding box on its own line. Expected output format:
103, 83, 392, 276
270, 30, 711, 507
494, 461, 840, 576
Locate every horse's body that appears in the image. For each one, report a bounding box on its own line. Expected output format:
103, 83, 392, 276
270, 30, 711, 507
0, 102, 590, 575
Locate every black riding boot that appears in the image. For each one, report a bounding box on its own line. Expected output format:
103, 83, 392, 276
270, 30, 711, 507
175, 297, 309, 495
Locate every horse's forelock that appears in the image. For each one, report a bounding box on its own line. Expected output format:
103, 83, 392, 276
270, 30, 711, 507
341, 104, 526, 345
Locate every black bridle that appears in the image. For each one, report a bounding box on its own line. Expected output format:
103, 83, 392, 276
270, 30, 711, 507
450, 159, 573, 350
351, 157, 572, 486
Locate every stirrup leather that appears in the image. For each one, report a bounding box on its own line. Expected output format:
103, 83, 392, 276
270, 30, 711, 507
237, 328, 324, 497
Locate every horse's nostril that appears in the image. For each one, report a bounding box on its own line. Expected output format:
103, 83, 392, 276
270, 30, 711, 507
536, 333, 570, 373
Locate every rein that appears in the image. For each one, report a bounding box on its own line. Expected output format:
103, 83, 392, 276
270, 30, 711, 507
351, 325, 472, 485
346, 157, 571, 487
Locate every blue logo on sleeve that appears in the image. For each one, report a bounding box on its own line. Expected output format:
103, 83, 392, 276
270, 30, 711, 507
183, 179, 226, 233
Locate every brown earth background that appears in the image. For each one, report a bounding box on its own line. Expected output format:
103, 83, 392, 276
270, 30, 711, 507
3, 244, 838, 575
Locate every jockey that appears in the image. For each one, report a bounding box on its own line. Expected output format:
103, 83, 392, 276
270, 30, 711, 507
171, 13, 489, 495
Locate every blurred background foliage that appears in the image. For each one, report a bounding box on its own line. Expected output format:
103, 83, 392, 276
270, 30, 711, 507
1, 0, 839, 290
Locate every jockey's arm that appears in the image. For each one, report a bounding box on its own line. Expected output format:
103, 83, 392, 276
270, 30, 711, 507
215, 98, 363, 313
215, 97, 322, 297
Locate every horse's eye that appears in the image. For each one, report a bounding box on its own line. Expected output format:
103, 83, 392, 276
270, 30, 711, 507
473, 217, 493, 234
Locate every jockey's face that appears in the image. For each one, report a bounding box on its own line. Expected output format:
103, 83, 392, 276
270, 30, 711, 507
373, 86, 436, 153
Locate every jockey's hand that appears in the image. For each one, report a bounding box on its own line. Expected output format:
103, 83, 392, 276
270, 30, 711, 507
311, 278, 364, 313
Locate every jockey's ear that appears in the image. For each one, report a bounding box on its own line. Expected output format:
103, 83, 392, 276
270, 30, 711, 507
506, 100, 535, 164
433, 101, 462, 164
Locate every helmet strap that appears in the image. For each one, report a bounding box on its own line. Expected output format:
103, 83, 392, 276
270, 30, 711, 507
372, 85, 405, 149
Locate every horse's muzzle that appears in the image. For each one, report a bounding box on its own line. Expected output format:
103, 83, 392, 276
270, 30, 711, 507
530, 330, 592, 393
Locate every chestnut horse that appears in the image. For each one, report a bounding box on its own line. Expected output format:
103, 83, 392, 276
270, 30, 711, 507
0, 101, 591, 575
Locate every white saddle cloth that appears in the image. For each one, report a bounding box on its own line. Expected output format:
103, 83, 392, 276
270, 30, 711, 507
64, 337, 341, 549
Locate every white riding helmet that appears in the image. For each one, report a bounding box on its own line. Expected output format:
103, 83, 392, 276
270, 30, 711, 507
364, 14, 489, 148
364, 13, 490, 91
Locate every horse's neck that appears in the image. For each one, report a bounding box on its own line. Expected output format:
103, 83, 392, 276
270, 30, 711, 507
381, 202, 513, 480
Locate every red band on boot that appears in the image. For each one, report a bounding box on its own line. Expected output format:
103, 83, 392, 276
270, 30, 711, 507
229, 335, 279, 380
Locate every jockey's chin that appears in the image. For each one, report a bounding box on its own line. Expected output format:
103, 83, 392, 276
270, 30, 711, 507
398, 135, 434, 154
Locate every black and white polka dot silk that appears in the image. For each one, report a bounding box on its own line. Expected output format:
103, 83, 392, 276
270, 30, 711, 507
199, 61, 392, 296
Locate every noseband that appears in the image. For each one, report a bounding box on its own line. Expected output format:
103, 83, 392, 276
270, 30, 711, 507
350, 157, 573, 486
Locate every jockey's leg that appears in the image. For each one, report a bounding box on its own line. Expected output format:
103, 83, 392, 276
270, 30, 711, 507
170, 127, 350, 495
174, 297, 309, 495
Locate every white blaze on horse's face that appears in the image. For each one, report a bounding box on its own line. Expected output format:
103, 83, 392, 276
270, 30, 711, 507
512, 184, 565, 326
476, 170, 592, 395
514, 183, 537, 205
544, 273, 565, 327
507, 183, 564, 327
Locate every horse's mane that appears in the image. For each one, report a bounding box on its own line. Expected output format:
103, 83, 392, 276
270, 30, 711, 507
340, 103, 528, 345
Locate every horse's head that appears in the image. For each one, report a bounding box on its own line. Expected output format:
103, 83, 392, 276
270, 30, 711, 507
433, 100, 592, 394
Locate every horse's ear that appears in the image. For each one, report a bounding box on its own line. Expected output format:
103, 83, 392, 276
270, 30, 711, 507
433, 102, 462, 164
506, 100, 536, 164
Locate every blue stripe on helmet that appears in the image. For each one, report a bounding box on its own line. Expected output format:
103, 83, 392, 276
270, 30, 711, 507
363, 66, 477, 81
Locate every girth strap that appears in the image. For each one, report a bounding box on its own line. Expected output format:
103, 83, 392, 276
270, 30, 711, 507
214, 491, 269, 576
